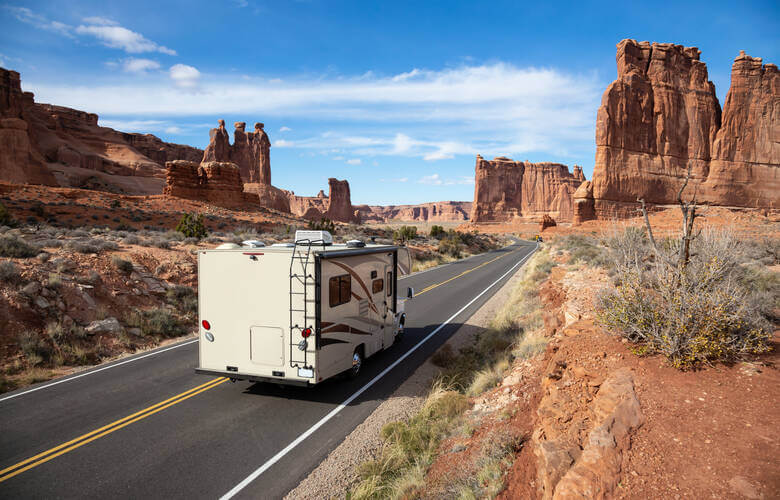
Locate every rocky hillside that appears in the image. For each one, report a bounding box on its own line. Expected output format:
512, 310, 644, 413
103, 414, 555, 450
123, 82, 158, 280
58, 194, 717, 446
0, 67, 202, 195
575, 40, 779, 223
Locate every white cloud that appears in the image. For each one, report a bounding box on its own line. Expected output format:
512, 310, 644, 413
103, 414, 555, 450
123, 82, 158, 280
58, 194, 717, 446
418, 174, 443, 185
164, 126, 182, 134
4, 6, 73, 36
29, 62, 601, 162
346, 158, 362, 165
274, 139, 294, 147
279, 126, 292, 132
169, 64, 200, 88
98, 119, 167, 132
82, 16, 118, 26
398, 177, 408, 182
76, 22, 176, 55
122, 58, 160, 74
332, 156, 345, 161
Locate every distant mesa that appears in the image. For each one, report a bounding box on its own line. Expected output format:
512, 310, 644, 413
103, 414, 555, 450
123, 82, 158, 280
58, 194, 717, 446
575, 39, 779, 223
0, 66, 202, 194
471, 155, 586, 223
354, 201, 473, 223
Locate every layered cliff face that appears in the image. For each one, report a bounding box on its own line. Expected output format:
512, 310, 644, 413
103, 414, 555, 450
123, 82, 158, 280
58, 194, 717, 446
0, 67, 203, 193
471, 156, 585, 223
163, 160, 258, 207
355, 201, 473, 222
287, 178, 359, 223
575, 41, 779, 223
202, 120, 271, 184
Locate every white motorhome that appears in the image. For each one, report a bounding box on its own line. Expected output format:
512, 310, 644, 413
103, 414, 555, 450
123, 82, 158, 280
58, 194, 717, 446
195, 231, 413, 386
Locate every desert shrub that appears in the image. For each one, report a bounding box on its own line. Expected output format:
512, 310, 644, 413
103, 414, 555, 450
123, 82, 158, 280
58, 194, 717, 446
598, 227, 772, 369
0, 202, 13, 226
0, 260, 20, 283
122, 234, 140, 245
0, 234, 39, 258
66, 238, 116, 254
84, 270, 101, 285
430, 344, 456, 367
430, 225, 445, 239
176, 213, 208, 239
18, 330, 50, 365
305, 217, 336, 233
438, 236, 462, 258
111, 256, 134, 274
37, 252, 50, 262
165, 285, 197, 315
151, 238, 171, 249
554, 234, 612, 268
393, 225, 417, 244
47, 273, 63, 289
125, 308, 185, 338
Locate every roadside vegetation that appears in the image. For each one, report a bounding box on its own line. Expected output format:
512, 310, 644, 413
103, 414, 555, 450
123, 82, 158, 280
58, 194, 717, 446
350, 247, 554, 499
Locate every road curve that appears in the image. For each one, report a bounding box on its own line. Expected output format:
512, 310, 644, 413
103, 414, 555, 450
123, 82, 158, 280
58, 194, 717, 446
0, 241, 537, 499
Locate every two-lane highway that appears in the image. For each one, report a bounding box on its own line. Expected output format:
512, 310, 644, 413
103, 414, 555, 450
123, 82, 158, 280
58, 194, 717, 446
0, 240, 536, 499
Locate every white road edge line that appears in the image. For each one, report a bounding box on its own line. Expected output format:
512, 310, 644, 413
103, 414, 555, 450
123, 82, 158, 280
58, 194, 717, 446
0, 339, 199, 404
220, 242, 538, 499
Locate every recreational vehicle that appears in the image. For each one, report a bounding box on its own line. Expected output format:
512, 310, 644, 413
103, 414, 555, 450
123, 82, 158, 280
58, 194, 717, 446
195, 231, 413, 386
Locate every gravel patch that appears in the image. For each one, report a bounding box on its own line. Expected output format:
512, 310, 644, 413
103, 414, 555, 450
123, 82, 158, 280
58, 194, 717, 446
285, 256, 531, 499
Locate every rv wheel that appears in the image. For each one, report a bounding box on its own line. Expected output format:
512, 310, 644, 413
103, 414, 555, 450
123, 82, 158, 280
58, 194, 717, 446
349, 347, 364, 378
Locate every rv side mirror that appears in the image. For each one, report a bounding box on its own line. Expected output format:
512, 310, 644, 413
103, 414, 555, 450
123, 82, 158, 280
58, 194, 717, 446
407, 287, 414, 299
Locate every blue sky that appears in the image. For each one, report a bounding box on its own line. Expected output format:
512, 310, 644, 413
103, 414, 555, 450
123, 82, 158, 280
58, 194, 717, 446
1, 1, 777, 205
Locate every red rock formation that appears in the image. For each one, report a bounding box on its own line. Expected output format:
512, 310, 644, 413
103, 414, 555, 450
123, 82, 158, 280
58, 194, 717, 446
163, 160, 258, 207
0, 69, 57, 185
201, 120, 271, 184
354, 201, 473, 222
576, 41, 778, 223
287, 178, 359, 223
471, 155, 585, 223
243, 182, 291, 213
540, 215, 557, 231
0, 66, 203, 193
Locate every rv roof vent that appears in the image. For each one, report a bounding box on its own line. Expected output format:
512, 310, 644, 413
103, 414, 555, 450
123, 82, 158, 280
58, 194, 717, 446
216, 243, 241, 250
242, 240, 265, 248
271, 243, 295, 247
346, 239, 365, 248
294, 230, 333, 245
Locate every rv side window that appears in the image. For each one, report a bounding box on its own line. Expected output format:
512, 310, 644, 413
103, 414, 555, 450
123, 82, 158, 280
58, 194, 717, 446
372, 278, 383, 294
386, 271, 393, 297
329, 274, 351, 307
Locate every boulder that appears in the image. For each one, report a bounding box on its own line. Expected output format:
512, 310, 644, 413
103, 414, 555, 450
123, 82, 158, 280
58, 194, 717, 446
540, 214, 557, 231
85, 317, 123, 335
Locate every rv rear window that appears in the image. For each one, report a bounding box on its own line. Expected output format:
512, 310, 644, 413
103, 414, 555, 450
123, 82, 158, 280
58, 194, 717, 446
372, 278, 383, 294
329, 274, 351, 307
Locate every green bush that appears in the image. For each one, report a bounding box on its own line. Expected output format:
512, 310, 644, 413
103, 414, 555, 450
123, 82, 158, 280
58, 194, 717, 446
175, 213, 208, 239
0, 260, 20, 283
438, 236, 462, 258
393, 225, 418, 244
0, 234, 39, 258
166, 285, 198, 315
430, 225, 445, 239
306, 217, 335, 233
111, 256, 134, 274
126, 308, 185, 338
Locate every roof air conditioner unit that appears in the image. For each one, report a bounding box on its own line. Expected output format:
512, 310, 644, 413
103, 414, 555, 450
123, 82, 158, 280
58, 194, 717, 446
294, 230, 333, 245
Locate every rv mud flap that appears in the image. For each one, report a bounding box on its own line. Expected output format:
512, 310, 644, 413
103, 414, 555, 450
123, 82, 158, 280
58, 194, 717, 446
195, 368, 312, 387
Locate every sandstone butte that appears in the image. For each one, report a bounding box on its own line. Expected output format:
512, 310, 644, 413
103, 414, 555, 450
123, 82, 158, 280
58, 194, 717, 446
574, 40, 779, 223
0, 67, 202, 194
471, 155, 586, 223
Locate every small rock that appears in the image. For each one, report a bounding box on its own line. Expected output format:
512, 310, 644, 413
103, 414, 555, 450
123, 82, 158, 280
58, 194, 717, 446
728, 476, 761, 499
127, 328, 144, 337
85, 317, 123, 335
21, 281, 41, 297
56, 300, 65, 311
41, 287, 52, 298
34, 296, 50, 309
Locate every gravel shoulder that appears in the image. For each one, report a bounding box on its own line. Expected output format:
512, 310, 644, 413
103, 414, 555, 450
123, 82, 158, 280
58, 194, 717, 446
285, 256, 529, 499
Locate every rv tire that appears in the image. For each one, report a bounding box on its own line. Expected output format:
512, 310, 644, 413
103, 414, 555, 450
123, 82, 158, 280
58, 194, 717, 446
348, 346, 364, 378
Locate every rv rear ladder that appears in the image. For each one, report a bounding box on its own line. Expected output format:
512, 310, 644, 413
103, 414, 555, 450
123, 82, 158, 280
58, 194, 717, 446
288, 239, 325, 369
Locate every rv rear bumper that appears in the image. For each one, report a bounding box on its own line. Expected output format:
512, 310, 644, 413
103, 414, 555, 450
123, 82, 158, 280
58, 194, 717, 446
195, 368, 313, 387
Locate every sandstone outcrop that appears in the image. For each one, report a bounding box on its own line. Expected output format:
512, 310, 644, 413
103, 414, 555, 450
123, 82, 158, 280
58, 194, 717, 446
540, 214, 557, 231
354, 201, 472, 222
0, 66, 203, 193
202, 120, 271, 184
287, 178, 359, 223
471, 156, 585, 223
243, 182, 291, 213
163, 160, 257, 207
576, 40, 779, 223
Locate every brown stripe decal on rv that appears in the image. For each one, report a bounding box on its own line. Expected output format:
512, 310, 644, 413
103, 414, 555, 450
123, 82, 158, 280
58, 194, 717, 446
320, 323, 373, 336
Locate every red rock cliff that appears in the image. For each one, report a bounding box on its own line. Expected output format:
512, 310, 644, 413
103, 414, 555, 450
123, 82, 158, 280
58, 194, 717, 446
575, 41, 778, 223
202, 120, 271, 184
355, 201, 473, 222
163, 160, 258, 207
287, 178, 359, 223
471, 156, 585, 223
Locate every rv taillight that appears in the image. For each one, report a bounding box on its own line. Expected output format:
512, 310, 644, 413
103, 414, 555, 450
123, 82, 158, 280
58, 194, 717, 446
202, 320, 211, 330
302, 328, 312, 338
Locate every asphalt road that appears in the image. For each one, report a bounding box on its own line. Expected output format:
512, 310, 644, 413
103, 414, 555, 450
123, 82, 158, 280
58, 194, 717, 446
0, 240, 537, 499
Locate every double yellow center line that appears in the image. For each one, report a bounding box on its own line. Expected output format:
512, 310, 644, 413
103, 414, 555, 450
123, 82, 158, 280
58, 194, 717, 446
0, 377, 228, 483
414, 251, 509, 297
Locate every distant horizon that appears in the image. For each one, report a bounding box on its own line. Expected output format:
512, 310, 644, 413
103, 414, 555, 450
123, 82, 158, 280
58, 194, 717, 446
1, 0, 777, 205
